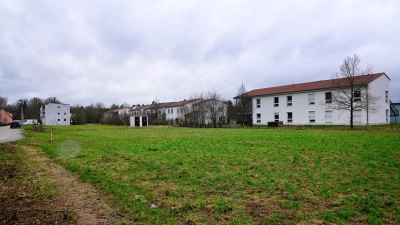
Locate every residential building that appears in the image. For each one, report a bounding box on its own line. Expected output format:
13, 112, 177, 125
390, 101, 400, 123
129, 105, 151, 116
164, 99, 199, 124
40, 103, 71, 125
234, 73, 390, 125
185, 99, 228, 125
103, 108, 130, 124
146, 102, 175, 122
0, 109, 13, 125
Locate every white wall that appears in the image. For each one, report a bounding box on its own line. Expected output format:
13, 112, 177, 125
367, 75, 390, 124
42, 103, 70, 125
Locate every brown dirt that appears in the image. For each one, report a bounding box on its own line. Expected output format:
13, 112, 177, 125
25, 146, 122, 224
0, 144, 121, 224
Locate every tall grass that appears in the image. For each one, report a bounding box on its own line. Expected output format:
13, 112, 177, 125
21, 125, 400, 224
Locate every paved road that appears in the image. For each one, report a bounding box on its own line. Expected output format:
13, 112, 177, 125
0, 126, 24, 143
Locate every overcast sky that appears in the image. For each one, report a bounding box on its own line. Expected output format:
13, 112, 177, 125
1, 0, 399, 107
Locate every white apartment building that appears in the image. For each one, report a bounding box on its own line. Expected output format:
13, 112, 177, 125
165, 99, 198, 124
235, 73, 390, 125
40, 103, 71, 125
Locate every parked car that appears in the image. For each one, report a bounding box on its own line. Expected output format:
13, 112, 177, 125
10, 120, 21, 128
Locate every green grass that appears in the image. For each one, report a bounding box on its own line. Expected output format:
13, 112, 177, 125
20, 125, 400, 224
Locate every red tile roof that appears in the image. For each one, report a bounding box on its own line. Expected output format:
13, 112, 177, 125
234, 73, 389, 99
104, 108, 124, 114
147, 102, 175, 109
167, 99, 199, 107
129, 105, 151, 111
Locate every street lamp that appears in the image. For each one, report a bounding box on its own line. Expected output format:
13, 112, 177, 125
19, 99, 24, 133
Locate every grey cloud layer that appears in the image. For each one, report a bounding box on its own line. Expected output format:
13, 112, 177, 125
1, 0, 399, 106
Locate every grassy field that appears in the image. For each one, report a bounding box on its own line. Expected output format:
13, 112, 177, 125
18, 125, 400, 224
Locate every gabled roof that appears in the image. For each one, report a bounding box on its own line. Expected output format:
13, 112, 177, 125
104, 108, 124, 114
0, 109, 13, 118
166, 99, 199, 107
147, 102, 175, 109
234, 73, 389, 99
129, 105, 151, 111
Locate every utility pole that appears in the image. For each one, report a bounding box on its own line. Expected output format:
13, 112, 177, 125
19, 99, 24, 133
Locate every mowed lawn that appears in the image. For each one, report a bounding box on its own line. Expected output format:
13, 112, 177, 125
21, 125, 399, 224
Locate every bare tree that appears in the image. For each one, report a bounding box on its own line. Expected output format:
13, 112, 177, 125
234, 83, 253, 126
205, 89, 226, 127
43, 97, 62, 104
26, 97, 43, 121
327, 54, 380, 128
71, 104, 87, 125
0, 96, 7, 109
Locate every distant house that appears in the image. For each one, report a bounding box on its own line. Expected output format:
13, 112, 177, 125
129, 105, 151, 116
103, 108, 130, 125
0, 109, 13, 125
164, 99, 199, 125
146, 102, 175, 122
234, 73, 391, 125
186, 99, 228, 125
40, 103, 71, 125
390, 102, 400, 123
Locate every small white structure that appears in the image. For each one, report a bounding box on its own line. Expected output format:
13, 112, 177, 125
130, 115, 148, 127
40, 103, 71, 125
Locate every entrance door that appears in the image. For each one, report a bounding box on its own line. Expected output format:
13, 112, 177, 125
135, 116, 140, 126
142, 116, 147, 126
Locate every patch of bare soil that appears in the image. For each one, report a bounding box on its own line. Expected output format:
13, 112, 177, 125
0, 144, 121, 224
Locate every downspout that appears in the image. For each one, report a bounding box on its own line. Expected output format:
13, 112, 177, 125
366, 85, 369, 126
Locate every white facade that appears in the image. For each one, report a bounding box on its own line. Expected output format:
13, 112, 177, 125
40, 103, 71, 125
251, 74, 390, 125
165, 100, 198, 124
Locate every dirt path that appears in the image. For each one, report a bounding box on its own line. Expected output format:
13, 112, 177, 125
24, 146, 121, 224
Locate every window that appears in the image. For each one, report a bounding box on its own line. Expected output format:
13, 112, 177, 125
325, 111, 332, 123
385, 91, 389, 103
386, 109, 389, 122
325, 92, 332, 103
309, 111, 315, 123
308, 93, 315, 105
287, 112, 292, 123
287, 96, 292, 106
171, 109, 173, 113
256, 113, 261, 123
58, 112, 60, 115
274, 113, 279, 122
354, 110, 361, 123
256, 99, 260, 108
218, 107, 223, 112
57, 106, 60, 108
64, 119, 66, 121
354, 91, 361, 102
274, 97, 279, 107
64, 112, 66, 115
58, 119, 60, 121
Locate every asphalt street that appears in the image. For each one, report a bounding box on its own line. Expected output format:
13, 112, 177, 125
0, 126, 24, 143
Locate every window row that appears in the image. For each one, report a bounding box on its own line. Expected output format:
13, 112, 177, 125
255, 110, 363, 124
256, 92, 333, 108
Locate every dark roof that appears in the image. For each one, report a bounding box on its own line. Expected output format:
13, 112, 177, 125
104, 108, 124, 114
147, 102, 175, 109
234, 73, 389, 99
129, 105, 151, 111
166, 99, 199, 107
